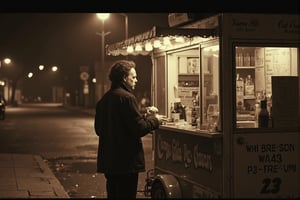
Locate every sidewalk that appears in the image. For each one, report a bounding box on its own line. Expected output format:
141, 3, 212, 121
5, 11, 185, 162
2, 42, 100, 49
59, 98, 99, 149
0, 105, 93, 198
0, 153, 69, 198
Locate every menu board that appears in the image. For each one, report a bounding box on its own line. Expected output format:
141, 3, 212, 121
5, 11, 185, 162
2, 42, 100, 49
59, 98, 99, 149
264, 48, 291, 97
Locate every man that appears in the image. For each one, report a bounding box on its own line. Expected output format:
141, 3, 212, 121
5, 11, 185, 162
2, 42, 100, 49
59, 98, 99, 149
94, 60, 161, 199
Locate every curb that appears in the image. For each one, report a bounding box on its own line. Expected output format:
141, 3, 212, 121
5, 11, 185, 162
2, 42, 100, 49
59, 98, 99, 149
34, 155, 70, 198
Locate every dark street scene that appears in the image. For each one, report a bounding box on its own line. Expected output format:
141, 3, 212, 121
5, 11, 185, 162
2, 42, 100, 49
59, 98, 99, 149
0, 10, 299, 199
0, 103, 153, 198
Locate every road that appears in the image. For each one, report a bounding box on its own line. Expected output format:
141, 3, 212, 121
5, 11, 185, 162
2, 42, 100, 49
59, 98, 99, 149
0, 103, 153, 198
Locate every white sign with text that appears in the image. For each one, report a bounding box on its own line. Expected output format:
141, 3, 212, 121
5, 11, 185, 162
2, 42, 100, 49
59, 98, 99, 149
233, 132, 299, 198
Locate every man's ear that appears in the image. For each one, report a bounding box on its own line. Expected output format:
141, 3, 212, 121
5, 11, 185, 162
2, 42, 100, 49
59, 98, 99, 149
123, 75, 127, 82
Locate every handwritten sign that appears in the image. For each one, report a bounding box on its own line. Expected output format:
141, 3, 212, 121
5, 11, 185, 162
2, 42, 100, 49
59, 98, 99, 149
234, 132, 299, 198
264, 48, 291, 97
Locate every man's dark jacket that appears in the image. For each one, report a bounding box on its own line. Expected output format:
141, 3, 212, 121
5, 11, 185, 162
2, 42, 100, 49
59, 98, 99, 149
94, 82, 160, 174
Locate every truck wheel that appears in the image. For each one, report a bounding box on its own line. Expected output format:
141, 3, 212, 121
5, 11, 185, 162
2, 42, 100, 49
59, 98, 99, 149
151, 181, 166, 199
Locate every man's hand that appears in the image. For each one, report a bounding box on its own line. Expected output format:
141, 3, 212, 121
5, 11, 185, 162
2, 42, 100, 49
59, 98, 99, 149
146, 106, 159, 114
145, 106, 164, 124
155, 114, 167, 125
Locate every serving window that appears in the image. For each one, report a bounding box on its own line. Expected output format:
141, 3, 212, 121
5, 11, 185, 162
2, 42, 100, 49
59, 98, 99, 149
234, 46, 299, 129
164, 41, 220, 133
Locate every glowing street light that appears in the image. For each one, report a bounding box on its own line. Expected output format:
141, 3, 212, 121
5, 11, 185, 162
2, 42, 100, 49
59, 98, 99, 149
96, 13, 110, 21
3, 58, 11, 65
39, 65, 45, 71
0, 58, 11, 93
96, 13, 111, 98
51, 66, 58, 72
97, 13, 128, 40
0, 57, 11, 69
29, 65, 58, 78
27, 72, 33, 78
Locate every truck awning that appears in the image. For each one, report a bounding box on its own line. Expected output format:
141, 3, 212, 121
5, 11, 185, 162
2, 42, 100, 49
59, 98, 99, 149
106, 26, 218, 56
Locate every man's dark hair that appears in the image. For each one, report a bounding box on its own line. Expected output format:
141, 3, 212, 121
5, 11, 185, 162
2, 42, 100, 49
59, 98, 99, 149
109, 60, 136, 84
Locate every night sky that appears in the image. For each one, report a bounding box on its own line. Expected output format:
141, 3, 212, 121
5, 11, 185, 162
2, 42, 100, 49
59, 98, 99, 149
0, 13, 169, 72
1, 6, 298, 73
0, 13, 171, 101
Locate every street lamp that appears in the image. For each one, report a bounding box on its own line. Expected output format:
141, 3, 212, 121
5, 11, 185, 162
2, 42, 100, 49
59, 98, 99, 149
51, 66, 58, 72
39, 65, 45, 71
96, 13, 111, 98
0, 58, 11, 69
95, 13, 129, 99
27, 65, 59, 78
27, 72, 33, 78
0, 58, 12, 98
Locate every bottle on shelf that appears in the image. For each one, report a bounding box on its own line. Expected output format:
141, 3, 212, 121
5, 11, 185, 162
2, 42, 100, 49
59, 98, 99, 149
191, 99, 198, 126
238, 53, 243, 66
170, 102, 179, 122
177, 102, 186, 121
196, 117, 200, 129
267, 95, 273, 128
244, 74, 255, 97
185, 107, 192, 124
243, 53, 251, 66
258, 100, 269, 128
250, 53, 255, 66
245, 74, 253, 85
191, 106, 198, 127
235, 53, 239, 66
236, 73, 244, 111
255, 100, 260, 126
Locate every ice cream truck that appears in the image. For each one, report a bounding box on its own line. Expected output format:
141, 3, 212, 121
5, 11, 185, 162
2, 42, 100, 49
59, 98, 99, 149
106, 13, 299, 198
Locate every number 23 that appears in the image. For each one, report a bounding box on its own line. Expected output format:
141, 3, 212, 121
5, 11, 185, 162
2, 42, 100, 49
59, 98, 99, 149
260, 177, 281, 194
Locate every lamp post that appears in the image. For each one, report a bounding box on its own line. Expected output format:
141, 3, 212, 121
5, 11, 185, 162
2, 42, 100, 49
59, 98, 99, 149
96, 13, 111, 99
0, 58, 12, 76
0, 58, 11, 100
95, 13, 128, 100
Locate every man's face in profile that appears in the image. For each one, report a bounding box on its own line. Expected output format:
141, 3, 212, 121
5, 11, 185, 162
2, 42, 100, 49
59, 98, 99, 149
124, 68, 138, 90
